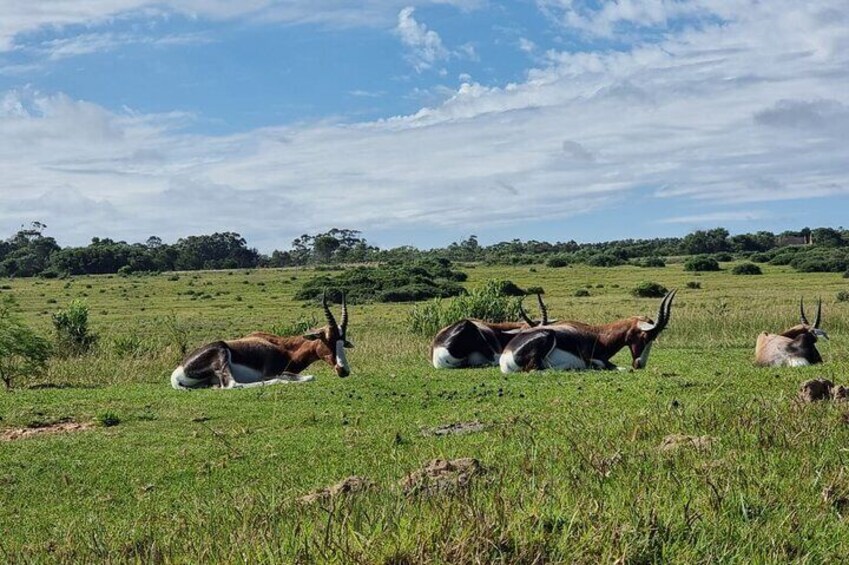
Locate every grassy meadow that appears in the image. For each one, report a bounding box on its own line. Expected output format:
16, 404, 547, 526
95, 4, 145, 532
2, 262, 849, 563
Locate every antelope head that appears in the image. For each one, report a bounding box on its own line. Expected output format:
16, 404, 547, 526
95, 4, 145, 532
303, 291, 353, 377
628, 290, 677, 369
518, 292, 555, 327
790, 298, 828, 341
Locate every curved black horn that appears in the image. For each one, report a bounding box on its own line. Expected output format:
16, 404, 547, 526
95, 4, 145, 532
536, 292, 549, 326
322, 291, 338, 329
518, 298, 535, 326
648, 289, 676, 337
813, 298, 822, 329
800, 297, 809, 325
340, 292, 349, 334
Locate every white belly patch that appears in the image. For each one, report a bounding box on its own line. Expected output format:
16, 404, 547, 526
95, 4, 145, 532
543, 348, 588, 370
230, 363, 264, 383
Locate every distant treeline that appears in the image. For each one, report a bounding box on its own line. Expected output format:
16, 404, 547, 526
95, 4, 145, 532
2, 223, 849, 278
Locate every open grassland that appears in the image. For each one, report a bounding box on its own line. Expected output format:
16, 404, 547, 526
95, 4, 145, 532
2, 262, 849, 563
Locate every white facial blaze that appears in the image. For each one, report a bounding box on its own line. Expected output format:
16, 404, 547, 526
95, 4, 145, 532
335, 340, 349, 371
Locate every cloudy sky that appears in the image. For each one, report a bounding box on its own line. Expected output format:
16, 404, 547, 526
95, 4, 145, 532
1, 1, 847, 251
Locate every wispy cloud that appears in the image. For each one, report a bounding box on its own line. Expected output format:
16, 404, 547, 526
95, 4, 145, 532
395, 7, 450, 72
38, 31, 212, 60
661, 211, 769, 224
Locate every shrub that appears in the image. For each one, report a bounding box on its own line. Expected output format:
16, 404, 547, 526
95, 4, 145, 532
732, 262, 763, 275
52, 300, 98, 356
574, 288, 590, 297
685, 281, 702, 289
713, 252, 734, 262
546, 256, 570, 268
837, 290, 849, 303
110, 334, 149, 357
296, 259, 467, 304
97, 411, 121, 427
750, 252, 771, 263
586, 253, 624, 267
634, 256, 666, 268
683, 255, 720, 272
0, 296, 52, 389
491, 280, 526, 297
631, 281, 669, 298
407, 280, 525, 337
788, 249, 849, 273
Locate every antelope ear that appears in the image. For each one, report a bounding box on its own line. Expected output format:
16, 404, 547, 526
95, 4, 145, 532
302, 332, 323, 341
637, 321, 655, 331
343, 339, 354, 348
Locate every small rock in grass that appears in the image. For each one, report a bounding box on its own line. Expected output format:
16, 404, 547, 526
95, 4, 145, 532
298, 476, 374, 505
400, 458, 484, 495
659, 434, 716, 452
421, 421, 487, 437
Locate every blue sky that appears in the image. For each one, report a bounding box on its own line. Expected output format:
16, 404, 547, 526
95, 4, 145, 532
1, 1, 847, 251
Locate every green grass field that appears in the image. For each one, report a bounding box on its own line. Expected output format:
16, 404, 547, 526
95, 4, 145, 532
2, 263, 849, 563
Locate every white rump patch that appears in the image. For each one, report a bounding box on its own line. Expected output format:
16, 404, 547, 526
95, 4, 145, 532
499, 351, 521, 374
432, 346, 464, 369
170, 366, 204, 390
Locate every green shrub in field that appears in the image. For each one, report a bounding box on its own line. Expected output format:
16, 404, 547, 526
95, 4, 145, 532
586, 253, 624, 267
574, 288, 591, 297
407, 280, 526, 336
686, 281, 702, 289
633, 256, 666, 268
97, 411, 121, 427
0, 296, 52, 389
52, 300, 98, 356
110, 334, 150, 357
631, 281, 668, 298
732, 262, 763, 275
713, 252, 734, 262
788, 248, 849, 273
296, 259, 467, 304
683, 255, 720, 272
546, 255, 570, 268
837, 291, 849, 303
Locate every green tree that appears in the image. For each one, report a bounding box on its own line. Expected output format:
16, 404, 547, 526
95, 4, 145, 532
0, 296, 52, 389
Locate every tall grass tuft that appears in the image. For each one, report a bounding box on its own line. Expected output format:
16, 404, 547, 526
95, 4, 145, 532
52, 300, 97, 356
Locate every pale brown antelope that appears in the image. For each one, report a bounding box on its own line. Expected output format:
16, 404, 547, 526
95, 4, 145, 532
500, 290, 676, 373
429, 293, 552, 369
754, 298, 828, 367
170, 292, 353, 389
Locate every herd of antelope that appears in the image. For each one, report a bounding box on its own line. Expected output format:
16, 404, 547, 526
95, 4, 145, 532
170, 289, 829, 389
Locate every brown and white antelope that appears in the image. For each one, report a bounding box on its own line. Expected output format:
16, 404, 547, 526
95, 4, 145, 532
430, 293, 551, 369
500, 290, 676, 373
170, 292, 353, 389
755, 299, 828, 367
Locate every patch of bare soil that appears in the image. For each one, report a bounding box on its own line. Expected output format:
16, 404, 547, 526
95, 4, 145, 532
298, 476, 374, 505
1, 421, 94, 442
422, 421, 487, 437
659, 434, 716, 452
400, 458, 485, 495
798, 379, 849, 403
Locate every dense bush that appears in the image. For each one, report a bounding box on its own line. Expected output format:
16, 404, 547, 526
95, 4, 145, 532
52, 300, 98, 356
295, 259, 467, 304
712, 252, 734, 262
683, 256, 720, 272
631, 281, 669, 298
586, 253, 624, 267
837, 290, 849, 303
685, 281, 702, 289
574, 288, 591, 297
407, 280, 526, 336
788, 249, 849, 273
732, 262, 763, 275
546, 256, 570, 268
0, 296, 52, 389
633, 256, 666, 268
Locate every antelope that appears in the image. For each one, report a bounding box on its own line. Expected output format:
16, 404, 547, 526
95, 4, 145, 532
755, 299, 828, 367
500, 290, 676, 373
430, 293, 552, 369
170, 292, 353, 389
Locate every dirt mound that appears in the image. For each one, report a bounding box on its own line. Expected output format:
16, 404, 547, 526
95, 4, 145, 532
298, 476, 373, 505
1, 421, 94, 442
798, 379, 849, 403
659, 434, 716, 452
422, 421, 487, 437
400, 458, 484, 495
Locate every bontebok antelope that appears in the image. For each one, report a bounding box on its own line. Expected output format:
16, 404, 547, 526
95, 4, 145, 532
500, 290, 676, 373
755, 298, 828, 367
170, 292, 353, 389
430, 293, 551, 369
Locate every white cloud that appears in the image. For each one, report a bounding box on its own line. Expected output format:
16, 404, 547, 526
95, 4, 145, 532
518, 37, 536, 53
660, 210, 768, 224
2, 0, 849, 250
395, 7, 450, 71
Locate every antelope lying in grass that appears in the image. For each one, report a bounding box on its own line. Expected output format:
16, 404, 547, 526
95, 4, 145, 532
170, 293, 353, 389
430, 293, 551, 369
755, 299, 828, 367
500, 290, 676, 373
